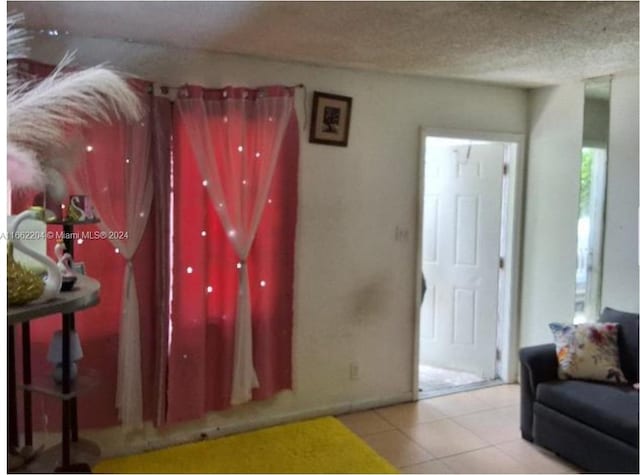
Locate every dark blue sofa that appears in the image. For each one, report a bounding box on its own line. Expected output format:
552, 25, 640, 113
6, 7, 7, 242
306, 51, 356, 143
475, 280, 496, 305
520, 308, 639, 473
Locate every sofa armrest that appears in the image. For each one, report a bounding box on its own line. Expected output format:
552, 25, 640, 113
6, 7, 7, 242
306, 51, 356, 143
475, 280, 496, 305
519, 344, 558, 441
520, 344, 558, 387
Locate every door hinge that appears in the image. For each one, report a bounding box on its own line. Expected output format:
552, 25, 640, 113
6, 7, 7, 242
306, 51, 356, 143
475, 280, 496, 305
499, 257, 505, 269
496, 348, 502, 362
503, 163, 508, 175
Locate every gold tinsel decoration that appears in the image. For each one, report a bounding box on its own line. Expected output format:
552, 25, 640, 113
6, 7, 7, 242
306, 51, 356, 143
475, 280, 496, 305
7, 242, 45, 306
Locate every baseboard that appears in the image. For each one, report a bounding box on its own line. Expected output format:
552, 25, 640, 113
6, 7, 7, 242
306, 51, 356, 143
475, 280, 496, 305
80, 391, 415, 459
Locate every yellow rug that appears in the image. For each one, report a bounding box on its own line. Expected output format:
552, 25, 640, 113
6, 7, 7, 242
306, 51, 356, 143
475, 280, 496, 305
94, 417, 399, 473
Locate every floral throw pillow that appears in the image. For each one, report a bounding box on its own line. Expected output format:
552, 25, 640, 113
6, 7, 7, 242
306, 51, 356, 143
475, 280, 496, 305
549, 322, 627, 384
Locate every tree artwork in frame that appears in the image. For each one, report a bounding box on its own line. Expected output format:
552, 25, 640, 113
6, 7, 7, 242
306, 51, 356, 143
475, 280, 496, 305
309, 92, 352, 147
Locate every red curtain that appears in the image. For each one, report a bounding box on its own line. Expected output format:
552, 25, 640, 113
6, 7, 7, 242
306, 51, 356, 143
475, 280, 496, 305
168, 92, 299, 423
10, 61, 161, 430
13, 168, 159, 431
10, 60, 298, 428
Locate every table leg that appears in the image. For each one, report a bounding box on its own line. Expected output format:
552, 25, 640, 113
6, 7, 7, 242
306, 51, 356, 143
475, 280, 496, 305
70, 315, 78, 442
65, 226, 79, 443
61, 313, 71, 468
8, 325, 18, 451
21, 322, 33, 447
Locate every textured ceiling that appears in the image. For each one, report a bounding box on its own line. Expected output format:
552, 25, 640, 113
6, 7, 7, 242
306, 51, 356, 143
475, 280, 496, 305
9, 1, 640, 87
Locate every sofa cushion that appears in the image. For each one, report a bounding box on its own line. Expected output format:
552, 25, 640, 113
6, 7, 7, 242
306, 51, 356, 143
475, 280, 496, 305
537, 380, 639, 447
549, 322, 627, 384
600, 308, 639, 384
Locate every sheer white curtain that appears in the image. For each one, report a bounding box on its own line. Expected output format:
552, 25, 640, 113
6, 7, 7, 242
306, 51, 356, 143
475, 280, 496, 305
176, 86, 294, 404
70, 86, 153, 428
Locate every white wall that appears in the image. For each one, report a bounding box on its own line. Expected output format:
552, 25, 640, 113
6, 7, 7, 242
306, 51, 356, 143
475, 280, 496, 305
519, 83, 584, 348
28, 35, 528, 455
601, 74, 639, 313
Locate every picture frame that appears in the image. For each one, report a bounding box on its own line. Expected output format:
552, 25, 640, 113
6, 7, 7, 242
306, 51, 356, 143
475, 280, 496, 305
309, 92, 352, 147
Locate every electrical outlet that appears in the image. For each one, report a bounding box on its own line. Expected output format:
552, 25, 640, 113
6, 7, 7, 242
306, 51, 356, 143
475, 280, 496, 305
349, 363, 360, 380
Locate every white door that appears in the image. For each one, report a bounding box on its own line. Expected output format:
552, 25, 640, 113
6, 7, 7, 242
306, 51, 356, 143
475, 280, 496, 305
421, 139, 504, 379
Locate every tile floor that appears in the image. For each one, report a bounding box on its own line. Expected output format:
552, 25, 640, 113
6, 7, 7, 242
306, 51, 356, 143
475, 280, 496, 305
339, 384, 580, 474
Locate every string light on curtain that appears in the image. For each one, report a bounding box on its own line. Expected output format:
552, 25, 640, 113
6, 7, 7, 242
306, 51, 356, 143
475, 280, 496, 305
85, 145, 94, 152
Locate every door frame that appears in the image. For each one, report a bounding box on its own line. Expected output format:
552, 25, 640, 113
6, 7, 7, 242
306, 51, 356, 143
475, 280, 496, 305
412, 127, 525, 399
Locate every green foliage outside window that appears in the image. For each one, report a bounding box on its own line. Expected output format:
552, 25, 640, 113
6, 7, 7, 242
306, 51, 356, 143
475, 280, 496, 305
579, 148, 594, 217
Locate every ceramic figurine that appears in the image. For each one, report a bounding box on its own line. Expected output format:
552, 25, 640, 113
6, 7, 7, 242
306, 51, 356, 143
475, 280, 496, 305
54, 239, 78, 291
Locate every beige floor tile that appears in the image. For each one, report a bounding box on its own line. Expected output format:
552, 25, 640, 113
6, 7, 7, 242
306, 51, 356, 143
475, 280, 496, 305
402, 419, 490, 458
402, 460, 453, 474
422, 391, 493, 417
452, 405, 520, 444
496, 439, 581, 473
376, 400, 447, 429
363, 429, 434, 468
338, 410, 394, 436
439, 446, 530, 474
467, 384, 520, 408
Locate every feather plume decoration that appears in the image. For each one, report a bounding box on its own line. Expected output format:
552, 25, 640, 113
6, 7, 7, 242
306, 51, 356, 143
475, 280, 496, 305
8, 52, 142, 157
7, 14, 142, 191
40, 133, 86, 200
7, 13, 29, 60
7, 12, 30, 89
7, 143, 45, 190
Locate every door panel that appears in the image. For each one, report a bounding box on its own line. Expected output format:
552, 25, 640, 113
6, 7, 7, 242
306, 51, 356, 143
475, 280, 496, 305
455, 195, 479, 265
421, 140, 504, 378
423, 195, 439, 263
453, 288, 476, 344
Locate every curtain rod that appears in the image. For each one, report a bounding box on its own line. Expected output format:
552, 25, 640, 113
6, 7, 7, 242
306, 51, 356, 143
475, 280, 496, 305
150, 83, 309, 130
153, 83, 305, 94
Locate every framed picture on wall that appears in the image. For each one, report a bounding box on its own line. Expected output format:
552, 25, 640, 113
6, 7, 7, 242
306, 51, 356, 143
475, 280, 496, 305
309, 92, 352, 147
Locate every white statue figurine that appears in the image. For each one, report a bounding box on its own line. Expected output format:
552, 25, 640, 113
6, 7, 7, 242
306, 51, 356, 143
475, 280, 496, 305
54, 240, 78, 291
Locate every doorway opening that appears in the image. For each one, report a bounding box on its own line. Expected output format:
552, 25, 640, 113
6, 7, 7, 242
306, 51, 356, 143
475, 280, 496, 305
414, 129, 524, 399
